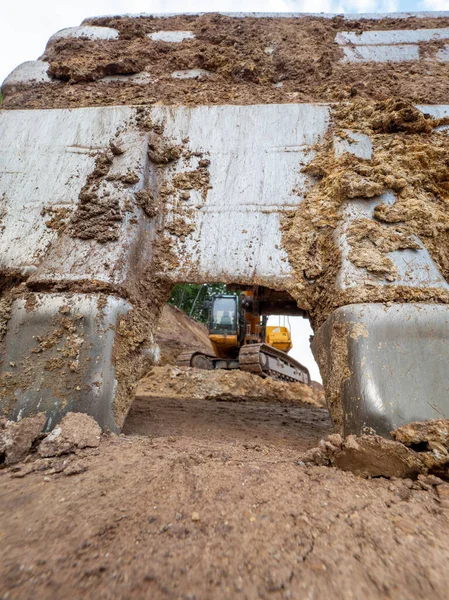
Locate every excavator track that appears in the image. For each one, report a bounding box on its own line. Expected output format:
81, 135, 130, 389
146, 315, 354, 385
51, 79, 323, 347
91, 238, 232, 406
177, 346, 310, 385
239, 343, 311, 384
177, 351, 215, 370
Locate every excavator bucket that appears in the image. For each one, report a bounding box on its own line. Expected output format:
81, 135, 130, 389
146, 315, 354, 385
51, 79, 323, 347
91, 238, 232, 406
1, 12, 449, 435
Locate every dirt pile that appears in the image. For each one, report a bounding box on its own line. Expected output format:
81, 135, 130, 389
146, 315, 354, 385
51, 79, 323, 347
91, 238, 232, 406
1, 412, 102, 477
139, 364, 326, 407
301, 418, 449, 479
155, 304, 213, 365
282, 98, 449, 328
0, 413, 46, 466
3, 14, 449, 109
38, 412, 101, 458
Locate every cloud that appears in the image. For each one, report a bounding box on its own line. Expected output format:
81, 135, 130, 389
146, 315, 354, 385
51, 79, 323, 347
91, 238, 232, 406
419, 0, 449, 9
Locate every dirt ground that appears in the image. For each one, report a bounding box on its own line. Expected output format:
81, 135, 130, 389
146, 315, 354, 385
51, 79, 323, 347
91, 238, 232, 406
2, 306, 448, 599
2, 391, 449, 600
139, 365, 325, 407
2, 10, 449, 598
123, 394, 330, 449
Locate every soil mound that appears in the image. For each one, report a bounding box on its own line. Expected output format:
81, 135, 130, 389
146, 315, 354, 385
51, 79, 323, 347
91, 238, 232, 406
301, 418, 449, 479
155, 304, 213, 366
138, 364, 326, 407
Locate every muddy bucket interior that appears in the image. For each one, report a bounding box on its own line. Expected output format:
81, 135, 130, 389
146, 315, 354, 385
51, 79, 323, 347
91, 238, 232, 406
2, 13, 449, 436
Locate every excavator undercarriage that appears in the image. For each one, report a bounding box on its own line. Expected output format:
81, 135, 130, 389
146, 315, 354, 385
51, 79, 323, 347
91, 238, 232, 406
178, 344, 311, 384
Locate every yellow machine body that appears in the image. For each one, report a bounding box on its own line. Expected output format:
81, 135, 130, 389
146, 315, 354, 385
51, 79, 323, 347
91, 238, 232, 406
209, 334, 238, 359
208, 292, 293, 358
178, 288, 310, 385
265, 326, 293, 354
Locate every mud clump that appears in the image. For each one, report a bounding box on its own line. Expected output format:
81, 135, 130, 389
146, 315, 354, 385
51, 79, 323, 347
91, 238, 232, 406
41, 206, 72, 233
392, 419, 449, 451
282, 98, 449, 328
71, 150, 123, 243
38, 412, 101, 458
0, 412, 103, 480
337, 98, 438, 135
140, 364, 325, 407
346, 218, 421, 281
173, 169, 210, 197
0, 412, 102, 467
301, 418, 449, 480
0, 413, 46, 466
0, 288, 15, 344
135, 189, 157, 218
5, 14, 449, 109
164, 218, 196, 238
147, 141, 182, 165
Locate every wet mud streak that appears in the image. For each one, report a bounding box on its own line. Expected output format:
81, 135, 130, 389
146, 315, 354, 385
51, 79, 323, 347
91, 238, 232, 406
282, 99, 449, 329
71, 150, 123, 243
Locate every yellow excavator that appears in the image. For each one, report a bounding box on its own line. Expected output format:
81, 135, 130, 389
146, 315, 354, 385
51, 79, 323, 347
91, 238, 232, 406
177, 288, 311, 384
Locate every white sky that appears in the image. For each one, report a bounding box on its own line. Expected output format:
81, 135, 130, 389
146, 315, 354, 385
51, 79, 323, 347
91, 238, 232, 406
2, 0, 448, 382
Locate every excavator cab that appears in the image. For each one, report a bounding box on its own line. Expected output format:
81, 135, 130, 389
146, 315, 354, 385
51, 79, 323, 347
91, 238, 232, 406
209, 295, 238, 335
208, 295, 239, 360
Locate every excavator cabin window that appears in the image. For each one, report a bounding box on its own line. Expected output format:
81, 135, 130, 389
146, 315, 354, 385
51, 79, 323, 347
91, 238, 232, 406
210, 296, 238, 335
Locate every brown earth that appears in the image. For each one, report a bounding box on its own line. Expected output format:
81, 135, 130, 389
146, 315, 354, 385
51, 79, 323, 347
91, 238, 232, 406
153, 305, 324, 405
155, 304, 213, 365
3, 13, 449, 598
3, 402, 449, 599
138, 365, 325, 407
3, 14, 449, 109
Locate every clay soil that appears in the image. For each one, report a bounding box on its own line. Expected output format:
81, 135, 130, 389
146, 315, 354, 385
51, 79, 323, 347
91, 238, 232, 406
2, 389, 449, 599
4, 14, 449, 109
155, 305, 213, 365
2, 306, 449, 599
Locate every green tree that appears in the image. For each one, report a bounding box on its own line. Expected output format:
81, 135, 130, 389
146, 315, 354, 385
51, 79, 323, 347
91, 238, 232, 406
169, 283, 227, 324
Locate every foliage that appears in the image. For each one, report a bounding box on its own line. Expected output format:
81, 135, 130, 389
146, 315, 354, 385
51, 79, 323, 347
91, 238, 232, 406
169, 283, 227, 323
